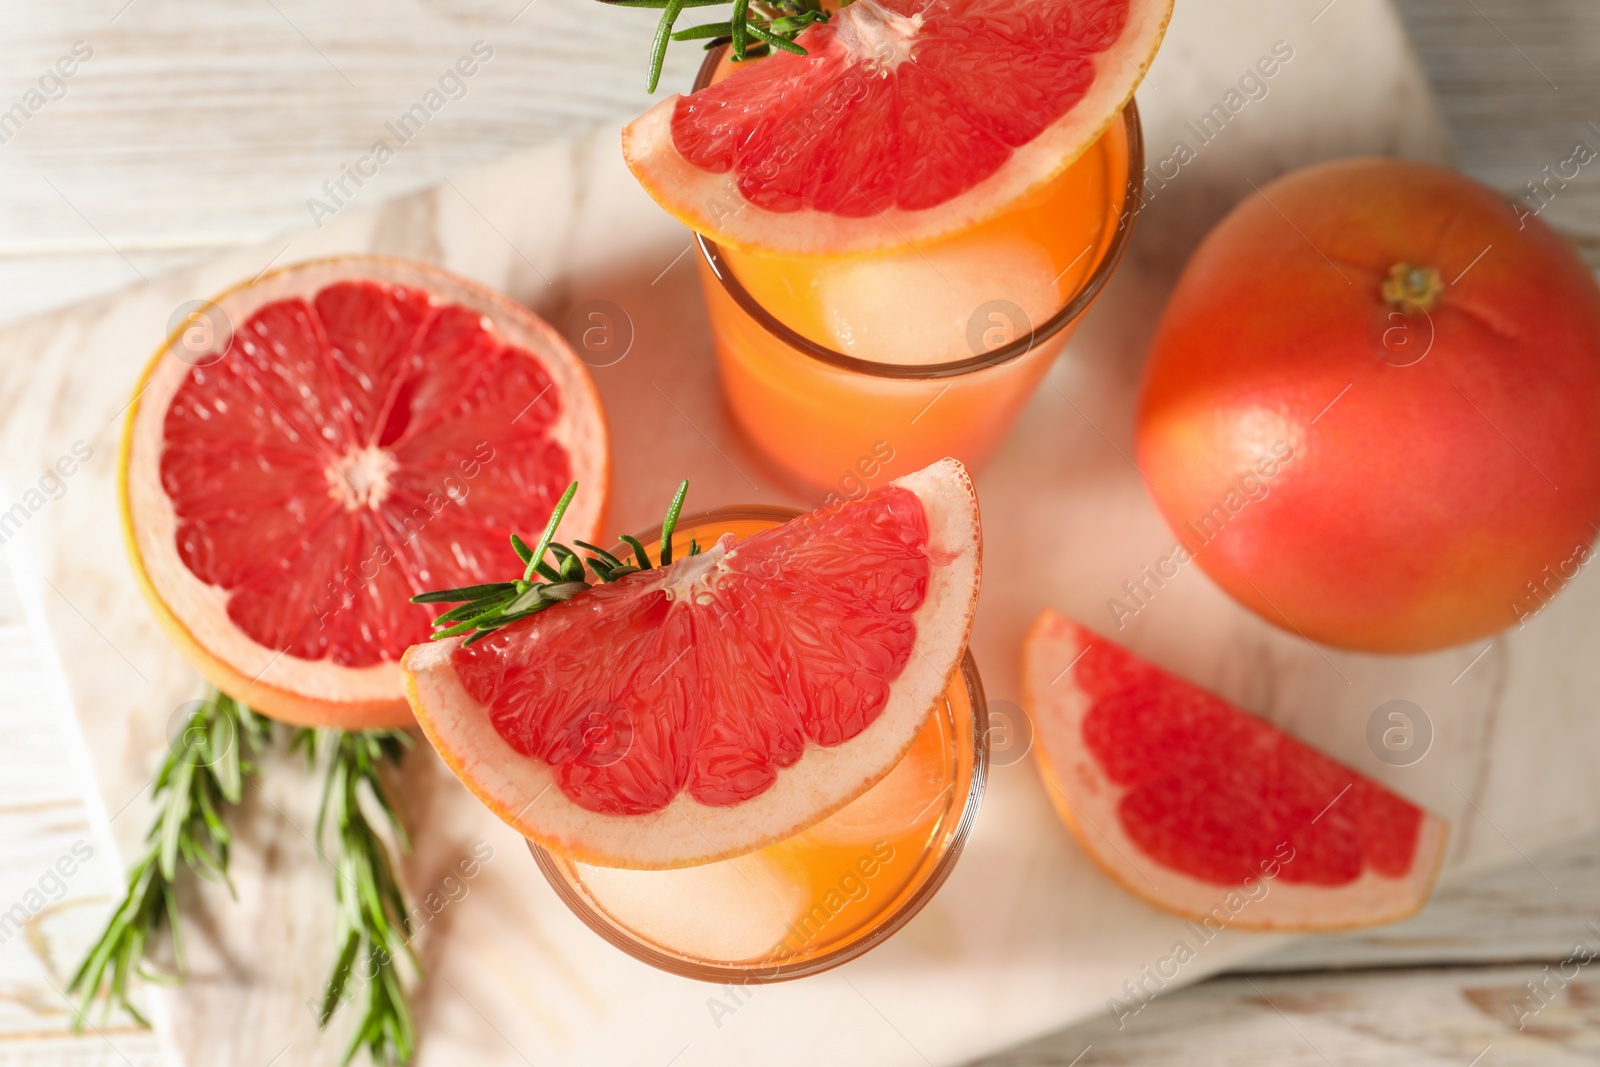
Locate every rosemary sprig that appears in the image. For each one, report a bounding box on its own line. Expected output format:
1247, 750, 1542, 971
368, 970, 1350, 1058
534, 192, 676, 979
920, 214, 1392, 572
67, 687, 272, 1026
600, 0, 831, 92
294, 728, 417, 1067
412, 479, 697, 642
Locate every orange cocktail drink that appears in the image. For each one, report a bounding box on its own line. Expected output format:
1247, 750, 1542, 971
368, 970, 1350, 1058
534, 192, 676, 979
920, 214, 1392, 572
529, 505, 988, 980
690, 48, 1143, 492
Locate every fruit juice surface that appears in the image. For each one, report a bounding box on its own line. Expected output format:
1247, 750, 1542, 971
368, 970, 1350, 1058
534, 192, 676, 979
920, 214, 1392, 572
538, 513, 980, 975
695, 43, 1137, 491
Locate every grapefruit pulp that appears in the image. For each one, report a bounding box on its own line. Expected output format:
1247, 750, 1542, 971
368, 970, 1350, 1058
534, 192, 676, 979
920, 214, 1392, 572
624, 0, 1172, 253
404, 458, 982, 869
1023, 611, 1448, 929
121, 257, 607, 728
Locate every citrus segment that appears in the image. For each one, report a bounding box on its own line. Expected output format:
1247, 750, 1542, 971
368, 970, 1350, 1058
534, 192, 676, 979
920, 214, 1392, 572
1023, 611, 1448, 929
123, 257, 607, 728
623, 0, 1172, 253
404, 458, 981, 869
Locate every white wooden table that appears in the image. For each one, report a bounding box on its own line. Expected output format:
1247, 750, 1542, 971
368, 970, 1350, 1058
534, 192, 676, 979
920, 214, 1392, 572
0, 1, 1596, 1064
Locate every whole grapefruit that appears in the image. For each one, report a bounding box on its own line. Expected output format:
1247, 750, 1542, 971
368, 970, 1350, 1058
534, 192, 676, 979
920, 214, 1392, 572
1135, 159, 1600, 652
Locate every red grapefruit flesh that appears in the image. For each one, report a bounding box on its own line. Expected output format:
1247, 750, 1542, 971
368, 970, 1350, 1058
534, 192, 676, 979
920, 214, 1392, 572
1023, 611, 1448, 930
623, 0, 1172, 254
403, 458, 981, 869
122, 257, 608, 728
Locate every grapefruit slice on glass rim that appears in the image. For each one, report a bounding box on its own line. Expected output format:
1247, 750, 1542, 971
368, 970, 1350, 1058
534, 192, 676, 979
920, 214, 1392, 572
1023, 611, 1448, 930
403, 458, 981, 869
623, 0, 1173, 254
121, 256, 607, 729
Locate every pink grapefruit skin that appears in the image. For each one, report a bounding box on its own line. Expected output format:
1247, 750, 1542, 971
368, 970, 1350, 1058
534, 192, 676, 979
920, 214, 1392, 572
404, 458, 982, 869
1023, 611, 1448, 931
1135, 159, 1600, 653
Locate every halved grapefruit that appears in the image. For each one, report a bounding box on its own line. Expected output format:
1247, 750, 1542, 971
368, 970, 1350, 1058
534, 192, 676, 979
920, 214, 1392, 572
1023, 611, 1448, 930
623, 0, 1172, 254
403, 458, 980, 869
121, 257, 607, 729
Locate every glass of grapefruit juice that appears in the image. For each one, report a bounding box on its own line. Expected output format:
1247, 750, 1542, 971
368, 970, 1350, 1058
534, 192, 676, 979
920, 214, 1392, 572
692, 46, 1144, 492
529, 504, 988, 981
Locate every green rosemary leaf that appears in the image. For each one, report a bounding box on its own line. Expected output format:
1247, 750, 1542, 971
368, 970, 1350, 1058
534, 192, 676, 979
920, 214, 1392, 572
602, 0, 827, 89
540, 581, 591, 602
647, 0, 688, 93
549, 543, 586, 583
672, 20, 734, 41
746, 20, 808, 54
289, 726, 318, 767
506, 585, 546, 613
308, 730, 418, 1067
659, 479, 690, 566
431, 619, 482, 640
573, 540, 625, 571
770, 10, 825, 35
318, 930, 362, 1027
526, 481, 580, 581
69, 688, 269, 1028
730, 0, 750, 58
619, 534, 652, 571
431, 596, 509, 627
156, 758, 194, 882
192, 787, 230, 868
410, 582, 514, 605
415, 474, 701, 639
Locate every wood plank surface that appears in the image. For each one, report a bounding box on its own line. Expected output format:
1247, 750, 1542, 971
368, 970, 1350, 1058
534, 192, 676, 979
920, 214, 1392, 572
972, 964, 1600, 1066
978, 833, 1600, 1064
0, 0, 1596, 1065
0, 544, 165, 1065
1394, 0, 1600, 261
0, 0, 696, 325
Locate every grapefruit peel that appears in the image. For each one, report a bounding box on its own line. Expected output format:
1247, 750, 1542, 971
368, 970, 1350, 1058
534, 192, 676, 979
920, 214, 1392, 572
120, 256, 607, 729
404, 458, 982, 869
1023, 611, 1449, 931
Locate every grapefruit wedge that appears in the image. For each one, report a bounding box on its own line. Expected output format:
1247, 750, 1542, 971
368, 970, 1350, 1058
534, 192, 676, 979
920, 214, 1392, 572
624, 0, 1172, 254
1023, 611, 1448, 930
121, 257, 607, 729
403, 458, 981, 869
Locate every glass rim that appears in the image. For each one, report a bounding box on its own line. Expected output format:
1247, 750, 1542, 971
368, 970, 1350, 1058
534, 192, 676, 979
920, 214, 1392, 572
527, 502, 991, 983
691, 43, 1146, 380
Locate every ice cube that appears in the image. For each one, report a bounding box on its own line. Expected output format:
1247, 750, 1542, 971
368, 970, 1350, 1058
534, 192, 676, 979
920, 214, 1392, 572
803, 720, 952, 848
574, 850, 808, 962
817, 237, 1058, 365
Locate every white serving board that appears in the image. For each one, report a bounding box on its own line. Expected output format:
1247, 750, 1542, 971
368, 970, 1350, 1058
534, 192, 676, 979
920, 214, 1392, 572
6, 2, 1597, 1065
